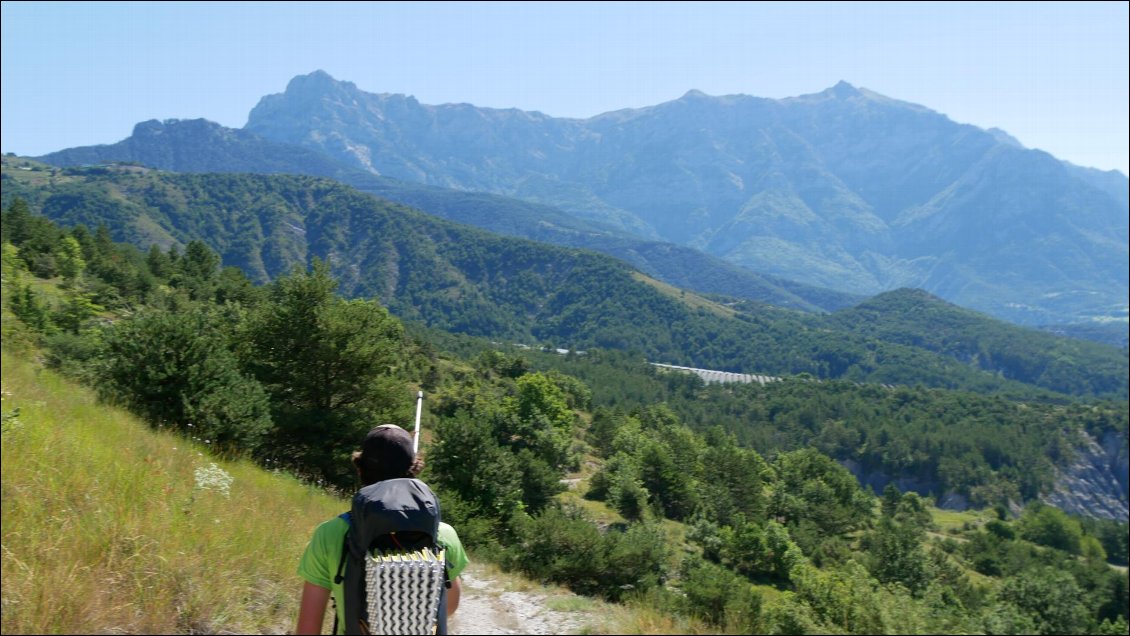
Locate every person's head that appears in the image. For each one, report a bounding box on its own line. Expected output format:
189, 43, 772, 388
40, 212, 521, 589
352, 424, 424, 486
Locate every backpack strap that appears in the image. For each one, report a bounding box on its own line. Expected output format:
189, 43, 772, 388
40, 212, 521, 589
332, 512, 350, 636
334, 512, 351, 584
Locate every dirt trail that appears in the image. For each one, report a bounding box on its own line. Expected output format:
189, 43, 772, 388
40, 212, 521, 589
448, 561, 595, 635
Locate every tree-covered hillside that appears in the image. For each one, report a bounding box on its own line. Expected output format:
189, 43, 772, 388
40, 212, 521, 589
3, 158, 1126, 401
828, 288, 1128, 397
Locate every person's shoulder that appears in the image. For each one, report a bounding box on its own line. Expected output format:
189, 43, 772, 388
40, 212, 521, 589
437, 521, 461, 542
312, 513, 350, 538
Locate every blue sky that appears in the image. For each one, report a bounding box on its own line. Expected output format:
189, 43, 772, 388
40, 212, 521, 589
2, 1, 1127, 175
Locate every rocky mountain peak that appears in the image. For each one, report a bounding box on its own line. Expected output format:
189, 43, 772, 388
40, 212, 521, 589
131, 118, 227, 139
283, 69, 356, 96
830, 80, 863, 98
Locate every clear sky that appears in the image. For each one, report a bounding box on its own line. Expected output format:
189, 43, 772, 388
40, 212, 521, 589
2, 1, 1127, 175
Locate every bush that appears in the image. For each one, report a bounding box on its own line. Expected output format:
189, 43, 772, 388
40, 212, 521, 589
1018, 503, 1083, 555
505, 505, 667, 601
679, 555, 761, 628
96, 308, 272, 452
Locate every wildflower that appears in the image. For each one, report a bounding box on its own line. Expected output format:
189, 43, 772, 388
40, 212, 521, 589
193, 462, 233, 498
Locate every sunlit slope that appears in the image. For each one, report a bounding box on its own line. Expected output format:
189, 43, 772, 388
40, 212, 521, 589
0, 350, 342, 634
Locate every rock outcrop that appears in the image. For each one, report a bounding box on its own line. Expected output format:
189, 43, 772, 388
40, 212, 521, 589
1043, 430, 1129, 521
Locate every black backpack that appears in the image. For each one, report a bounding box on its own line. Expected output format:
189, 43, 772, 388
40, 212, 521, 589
334, 478, 449, 635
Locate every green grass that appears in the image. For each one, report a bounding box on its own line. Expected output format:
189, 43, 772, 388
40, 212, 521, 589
630, 271, 738, 319
930, 506, 997, 534
0, 350, 345, 634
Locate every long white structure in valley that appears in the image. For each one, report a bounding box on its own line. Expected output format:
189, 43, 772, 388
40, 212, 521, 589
650, 363, 780, 386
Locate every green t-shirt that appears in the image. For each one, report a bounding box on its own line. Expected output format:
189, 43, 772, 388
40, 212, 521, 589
297, 515, 469, 634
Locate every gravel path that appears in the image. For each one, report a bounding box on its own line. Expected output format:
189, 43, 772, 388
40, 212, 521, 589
447, 562, 593, 635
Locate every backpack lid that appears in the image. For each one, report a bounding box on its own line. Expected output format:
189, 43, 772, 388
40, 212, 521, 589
346, 478, 441, 559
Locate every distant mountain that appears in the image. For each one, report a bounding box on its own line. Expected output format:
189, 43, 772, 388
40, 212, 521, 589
239, 71, 1128, 327
40, 118, 355, 178
9, 159, 1123, 398
1060, 161, 1130, 210
36, 118, 859, 313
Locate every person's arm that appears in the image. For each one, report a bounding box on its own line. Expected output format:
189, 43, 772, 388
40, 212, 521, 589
447, 577, 462, 616
296, 582, 331, 635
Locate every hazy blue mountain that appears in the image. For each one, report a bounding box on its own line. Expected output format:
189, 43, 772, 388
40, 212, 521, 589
1060, 161, 1130, 210
39, 118, 356, 178
243, 71, 1128, 327
36, 119, 859, 313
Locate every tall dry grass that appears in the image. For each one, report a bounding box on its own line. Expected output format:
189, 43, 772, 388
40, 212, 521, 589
1, 351, 344, 634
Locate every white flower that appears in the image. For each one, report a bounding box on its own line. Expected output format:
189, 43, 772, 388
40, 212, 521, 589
193, 462, 234, 498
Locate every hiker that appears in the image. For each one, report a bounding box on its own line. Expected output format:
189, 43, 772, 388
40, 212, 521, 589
295, 424, 469, 635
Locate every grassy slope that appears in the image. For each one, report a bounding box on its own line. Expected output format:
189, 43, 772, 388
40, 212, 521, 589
0, 350, 343, 634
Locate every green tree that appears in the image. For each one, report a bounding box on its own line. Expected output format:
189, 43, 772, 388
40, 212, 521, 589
499, 372, 576, 470
881, 483, 902, 518
55, 235, 85, 287
428, 408, 525, 522
239, 259, 408, 485
146, 243, 173, 279
992, 567, 1089, 635
679, 555, 764, 630
588, 451, 649, 521
698, 430, 768, 526
892, 491, 933, 530
53, 289, 102, 334
864, 516, 931, 594
97, 308, 272, 451
790, 560, 886, 635
214, 266, 263, 306
8, 280, 53, 333
173, 239, 220, 301
637, 437, 697, 520
1018, 503, 1084, 555
769, 448, 874, 537
1, 198, 34, 246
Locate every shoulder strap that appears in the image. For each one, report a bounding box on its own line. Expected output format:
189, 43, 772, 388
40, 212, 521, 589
334, 512, 351, 584
332, 512, 350, 635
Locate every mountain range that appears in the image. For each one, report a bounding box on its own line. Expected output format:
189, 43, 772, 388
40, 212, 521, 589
36, 117, 858, 314
37, 70, 1128, 329
247, 71, 1130, 325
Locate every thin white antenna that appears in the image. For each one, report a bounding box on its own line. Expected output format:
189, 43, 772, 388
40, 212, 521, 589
413, 391, 424, 455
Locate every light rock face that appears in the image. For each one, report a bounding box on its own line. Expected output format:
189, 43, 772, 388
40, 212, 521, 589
842, 430, 1129, 521
1043, 430, 1129, 521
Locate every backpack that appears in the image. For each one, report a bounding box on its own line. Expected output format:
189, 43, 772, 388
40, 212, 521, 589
334, 478, 449, 635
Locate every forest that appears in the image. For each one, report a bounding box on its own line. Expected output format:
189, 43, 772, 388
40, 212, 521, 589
2, 196, 1127, 634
